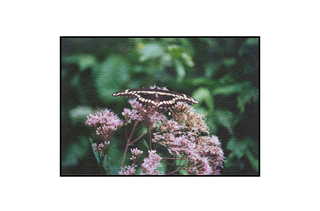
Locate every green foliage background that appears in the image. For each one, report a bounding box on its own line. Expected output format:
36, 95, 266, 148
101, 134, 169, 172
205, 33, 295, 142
61, 37, 259, 175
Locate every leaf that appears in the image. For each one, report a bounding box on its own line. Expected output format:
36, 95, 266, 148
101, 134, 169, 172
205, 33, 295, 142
77, 55, 97, 71
168, 45, 185, 57
139, 43, 164, 62
223, 58, 236, 67
205, 62, 221, 78
234, 141, 247, 159
224, 152, 235, 168
159, 53, 172, 68
62, 136, 89, 167
192, 87, 214, 111
245, 150, 259, 172
181, 52, 194, 67
212, 83, 243, 96
63, 54, 97, 71
226, 137, 238, 151
237, 85, 259, 112
69, 106, 93, 125
214, 109, 240, 134
174, 59, 186, 83
143, 139, 149, 150
93, 55, 129, 103
239, 38, 259, 56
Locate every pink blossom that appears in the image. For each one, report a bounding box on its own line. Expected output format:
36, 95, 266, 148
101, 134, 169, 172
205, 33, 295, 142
130, 148, 143, 161
119, 166, 136, 175
86, 108, 124, 140
122, 108, 132, 117
93, 141, 110, 153
141, 150, 163, 175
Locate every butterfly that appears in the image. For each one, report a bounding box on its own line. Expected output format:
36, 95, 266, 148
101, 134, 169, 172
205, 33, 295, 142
112, 87, 198, 109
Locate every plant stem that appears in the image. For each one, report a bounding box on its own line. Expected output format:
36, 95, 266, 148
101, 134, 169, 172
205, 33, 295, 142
165, 168, 181, 175
121, 121, 139, 168
130, 132, 147, 145
148, 125, 152, 150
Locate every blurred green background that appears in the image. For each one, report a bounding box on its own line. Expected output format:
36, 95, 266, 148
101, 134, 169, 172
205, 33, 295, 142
61, 37, 259, 175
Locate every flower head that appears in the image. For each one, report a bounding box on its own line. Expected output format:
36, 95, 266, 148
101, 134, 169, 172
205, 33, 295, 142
152, 102, 224, 175
86, 108, 124, 140
141, 150, 163, 175
130, 148, 143, 162
119, 166, 136, 175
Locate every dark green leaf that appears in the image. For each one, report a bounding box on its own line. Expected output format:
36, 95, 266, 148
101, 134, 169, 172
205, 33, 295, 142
237, 85, 259, 112
62, 136, 89, 167
214, 109, 241, 134
245, 150, 259, 171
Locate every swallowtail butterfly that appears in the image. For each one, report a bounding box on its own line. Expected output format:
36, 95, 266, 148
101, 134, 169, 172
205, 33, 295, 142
112, 87, 198, 109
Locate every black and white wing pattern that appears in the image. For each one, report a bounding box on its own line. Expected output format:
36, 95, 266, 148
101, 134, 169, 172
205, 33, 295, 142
112, 88, 198, 108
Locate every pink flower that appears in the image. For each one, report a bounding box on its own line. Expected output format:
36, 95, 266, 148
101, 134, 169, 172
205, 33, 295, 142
129, 99, 143, 110
141, 150, 163, 175
122, 108, 132, 117
130, 148, 143, 161
119, 166, 136, 175
86, 108, 124, 140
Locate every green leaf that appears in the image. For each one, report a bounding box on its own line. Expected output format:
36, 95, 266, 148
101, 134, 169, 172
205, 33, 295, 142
224, 152, 235, 168
239, 38, 259, 56
192, 87, 214, 111
234, 141, 247, 159
237, 85, 259, 112
168, 45, 193, 67
168, 45, 185, 57
226, 137, 238, 151
174, 59, 185, 83
139, 43, 164, 62
205, 62, 221, 78
223, 58, 236, 67
93, 55, 129, 103
214, 109, 240, 134
159, 53, 172, 68
181, 52, 194, 67
63, 54, 97, 71
245, 150, 259, 171
143, 139, 149, 150
212, 83, 243, 96
69, 106, 93, 125
62, 136, 89, 167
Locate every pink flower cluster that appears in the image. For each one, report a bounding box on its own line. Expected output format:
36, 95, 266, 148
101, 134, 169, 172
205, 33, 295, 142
130, 148, 143, 162
119, 165, 136, 175
153, 103, 224, 175
86, 109, 124, 140
123, 99, 166, 128
86, 86, 224, 175
93, 141, 110, 153
141, 150, 162, 175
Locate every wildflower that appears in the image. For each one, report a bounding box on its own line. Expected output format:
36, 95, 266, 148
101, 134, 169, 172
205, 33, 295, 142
130, 148, 143, 162
86, 108, 124, 140
119, 166, 136, 175
122, 108, 132, 118
152, 102, 224, 175
141, 150, 163, 175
